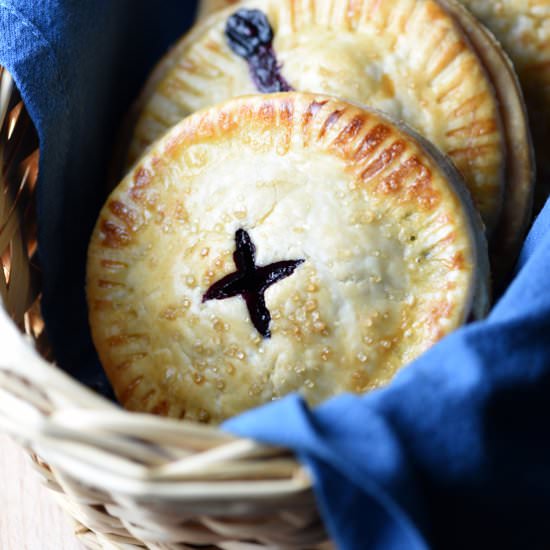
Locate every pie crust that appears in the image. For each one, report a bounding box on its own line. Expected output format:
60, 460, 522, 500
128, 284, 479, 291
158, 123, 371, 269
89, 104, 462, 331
127, 0, 506, 234
89, 93, 489, 422
441, 0, 534, 288
457, 0, 550, 208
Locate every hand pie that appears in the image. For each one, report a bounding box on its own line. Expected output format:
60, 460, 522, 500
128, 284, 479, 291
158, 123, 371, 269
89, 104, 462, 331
128, 0, 506, 235
457, 0, 548, 209
439, 0, 534, 287
89, 93, 489, 423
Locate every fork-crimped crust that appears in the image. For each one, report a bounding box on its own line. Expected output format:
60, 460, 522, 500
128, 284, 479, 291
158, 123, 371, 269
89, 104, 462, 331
90, 93, 488, 423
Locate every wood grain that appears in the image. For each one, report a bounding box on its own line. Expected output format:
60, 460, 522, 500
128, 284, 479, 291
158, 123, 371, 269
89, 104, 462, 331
0, 434, 85, 550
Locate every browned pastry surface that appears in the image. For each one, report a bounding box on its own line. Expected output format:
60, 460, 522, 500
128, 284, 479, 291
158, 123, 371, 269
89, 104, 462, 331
89, 93, 488, 423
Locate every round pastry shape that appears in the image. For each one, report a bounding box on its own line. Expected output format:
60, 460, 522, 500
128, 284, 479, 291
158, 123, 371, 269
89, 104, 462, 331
457, 0, 549, 208
89, 93, 489, 423
128, 0, 506, 235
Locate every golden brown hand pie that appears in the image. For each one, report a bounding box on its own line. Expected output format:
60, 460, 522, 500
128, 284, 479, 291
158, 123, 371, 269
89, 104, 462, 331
89, 93, 489, 423
457, 0, 550, 210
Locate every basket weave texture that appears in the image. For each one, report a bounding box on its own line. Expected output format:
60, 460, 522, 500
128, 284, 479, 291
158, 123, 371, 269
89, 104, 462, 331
0, 68, 330, 549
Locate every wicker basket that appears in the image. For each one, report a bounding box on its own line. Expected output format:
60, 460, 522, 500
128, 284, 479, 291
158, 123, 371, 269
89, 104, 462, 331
0, 68, 330, 549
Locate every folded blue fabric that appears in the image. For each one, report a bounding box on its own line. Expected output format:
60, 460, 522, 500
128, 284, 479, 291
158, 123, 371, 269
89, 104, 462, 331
1, 2, 549, 549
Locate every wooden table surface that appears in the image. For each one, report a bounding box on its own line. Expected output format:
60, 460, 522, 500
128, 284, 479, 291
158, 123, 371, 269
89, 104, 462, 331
0, 434, 84, 550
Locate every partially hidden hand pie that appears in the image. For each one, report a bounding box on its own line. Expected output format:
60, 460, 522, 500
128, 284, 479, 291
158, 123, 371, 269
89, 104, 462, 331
128, 0, 506, 234
439, 0, 534, 288
457, 0, 550, 208
457, 1, 550, 88
89, 93, 489, 423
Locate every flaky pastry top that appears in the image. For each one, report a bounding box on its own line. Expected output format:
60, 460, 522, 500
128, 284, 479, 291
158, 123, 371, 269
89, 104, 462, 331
90, 93, 488, 422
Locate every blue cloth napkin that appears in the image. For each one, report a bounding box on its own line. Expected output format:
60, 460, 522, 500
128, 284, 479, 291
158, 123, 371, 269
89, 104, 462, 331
2, 2, 550, 549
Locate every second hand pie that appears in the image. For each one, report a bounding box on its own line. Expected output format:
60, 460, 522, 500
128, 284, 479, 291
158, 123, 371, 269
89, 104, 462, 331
128, 0, 508, 234
457, 0, 550, 210
89, 93, 489, 423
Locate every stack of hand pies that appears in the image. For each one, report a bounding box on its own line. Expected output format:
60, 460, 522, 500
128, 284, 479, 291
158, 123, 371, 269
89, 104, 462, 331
87, 0, 535, 423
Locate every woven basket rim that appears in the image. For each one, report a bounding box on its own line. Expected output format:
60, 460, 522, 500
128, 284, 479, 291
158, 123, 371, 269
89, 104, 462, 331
0, 305, 314, 498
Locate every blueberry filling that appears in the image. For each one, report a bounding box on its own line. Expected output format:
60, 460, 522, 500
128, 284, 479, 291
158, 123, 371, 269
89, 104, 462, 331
203, 229, 304, 338
225, 9, 293, 93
